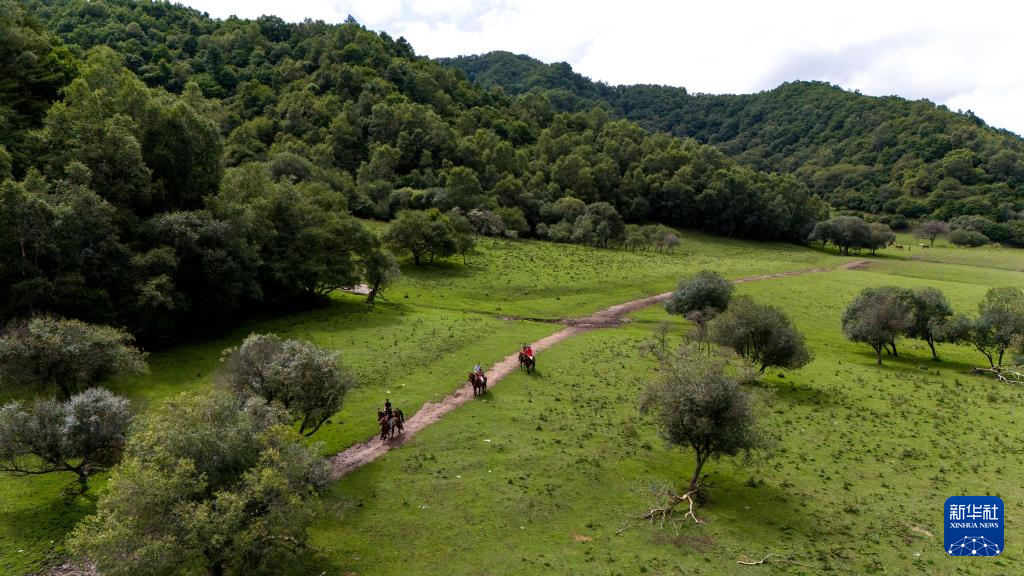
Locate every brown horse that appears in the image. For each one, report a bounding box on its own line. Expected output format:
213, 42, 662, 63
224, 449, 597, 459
377, 409, 404, 441
469, 372, 487, 396
518, 352, 535, 374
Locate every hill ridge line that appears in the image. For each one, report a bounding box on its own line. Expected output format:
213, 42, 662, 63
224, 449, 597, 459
328, 260, 869, 479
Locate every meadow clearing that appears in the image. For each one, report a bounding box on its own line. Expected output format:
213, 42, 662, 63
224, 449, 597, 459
1, 230, 1020, 575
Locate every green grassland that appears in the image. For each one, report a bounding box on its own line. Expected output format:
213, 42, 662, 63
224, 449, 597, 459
889, 232, 1024, 272
2, 231, 1022, 574
310, 265, 1022, 575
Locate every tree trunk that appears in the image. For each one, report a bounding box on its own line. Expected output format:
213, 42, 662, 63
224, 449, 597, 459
56, 380, 72, 401
366, 282, 379, 305
689, 453, 707, 493
927, 338, 938, 360
75, 468, 89, 493
413, 253, 421, 265
998, 348, 1004, 367
890, 340, 898, 357
875, 346, 882, 364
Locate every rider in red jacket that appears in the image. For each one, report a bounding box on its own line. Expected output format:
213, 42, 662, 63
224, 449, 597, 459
522, 344, 534, 358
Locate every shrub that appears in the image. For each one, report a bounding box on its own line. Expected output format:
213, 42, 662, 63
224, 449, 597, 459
949, 228, 988, 247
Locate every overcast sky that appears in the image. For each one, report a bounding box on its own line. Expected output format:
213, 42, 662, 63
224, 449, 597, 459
179, 0, 1024, 135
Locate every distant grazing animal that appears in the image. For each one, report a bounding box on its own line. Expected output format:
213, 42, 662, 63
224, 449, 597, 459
518, 352, 536, 373
894, 244, 904, 251
469, 371, 487, 396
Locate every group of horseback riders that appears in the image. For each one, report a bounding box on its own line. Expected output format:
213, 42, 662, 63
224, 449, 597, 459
377, 344, 536, 441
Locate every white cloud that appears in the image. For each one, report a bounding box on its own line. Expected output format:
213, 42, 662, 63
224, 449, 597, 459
178, 0, 1024, 135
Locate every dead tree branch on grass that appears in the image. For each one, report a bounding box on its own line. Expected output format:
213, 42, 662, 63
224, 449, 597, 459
970, 365, 1024, 385
617, 479, 706, 534
639, 487, 703, 527
736, 553, 816, 570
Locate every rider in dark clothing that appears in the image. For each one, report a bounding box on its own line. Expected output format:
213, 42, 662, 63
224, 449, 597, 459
384, 398, 393, 419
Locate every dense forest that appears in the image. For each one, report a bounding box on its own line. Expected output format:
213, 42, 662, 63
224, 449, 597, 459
444, 52, 1024, 239
0, 0, 830, 343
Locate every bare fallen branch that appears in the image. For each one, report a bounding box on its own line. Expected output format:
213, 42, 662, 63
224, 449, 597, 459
638, 487, 704, 526
970, 365, 1024, 385
615, 522, 635, 535
736, 553, 817, 571
737, 553, 776, 565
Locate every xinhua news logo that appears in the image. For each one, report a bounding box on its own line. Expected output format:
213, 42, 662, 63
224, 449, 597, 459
945, 496, 1003, 557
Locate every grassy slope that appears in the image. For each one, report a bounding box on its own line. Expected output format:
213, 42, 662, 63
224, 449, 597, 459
0, 231, 841, 574
891, 232, 1024, 272
309, 253, 1023, 574
2, 233, 1021, 574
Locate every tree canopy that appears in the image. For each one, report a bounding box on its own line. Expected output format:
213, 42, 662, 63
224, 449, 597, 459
842, 287, 915, 364
710, 296, 812, 374
69, 390, 330, 576
220, 333, 353, 436
0, 387, 132, 491
640, 344, 763, 493
444, 52, 1024, 238
0, 1, 844, 344
0, 317, 147, 399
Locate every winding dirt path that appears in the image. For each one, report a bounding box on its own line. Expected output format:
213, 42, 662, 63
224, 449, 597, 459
328, 260, 870, 479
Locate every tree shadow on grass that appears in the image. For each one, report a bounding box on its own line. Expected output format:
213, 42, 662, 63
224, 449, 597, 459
751, 378, 844, 410
695, 474, 832, 550
841, 347, 985, 380
0, 476, 99, 569
398, 259, 478, 281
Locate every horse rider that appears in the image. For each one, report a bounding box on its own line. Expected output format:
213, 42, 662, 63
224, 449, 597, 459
521, 343, 534, 360
384, 398, 393, 419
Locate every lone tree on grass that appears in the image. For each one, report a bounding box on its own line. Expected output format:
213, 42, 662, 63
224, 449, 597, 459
221, 333, 353, 436
914, 220, 951, 247
640, 345, 764, 495
665, 270, 734, 344
0, 317, 148, 399
0, 388, 132, 491
866, 222, 896, 255
384, 209, 463, 265
842, 287, 914, 364
711, 296, 812, 374
906, 287, 954, 360
69, 391, 330, 576
948, 287, 1024, 368
384, 210, 431, 265
361, 248, 401, 305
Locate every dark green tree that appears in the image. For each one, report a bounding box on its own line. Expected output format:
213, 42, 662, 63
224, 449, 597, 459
842, 287, 915, 364
711, 296, 812, 374
641, 344, 763, 493
0, 317, 147, 399
0, 388, 132, 491
906, 287, 954, 360
69, 390, 330, 576
221, 333, 353, 436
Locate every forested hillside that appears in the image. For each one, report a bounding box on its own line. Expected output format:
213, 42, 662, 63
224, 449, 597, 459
0, 0, 828, 343
444, 52, 1024, 238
